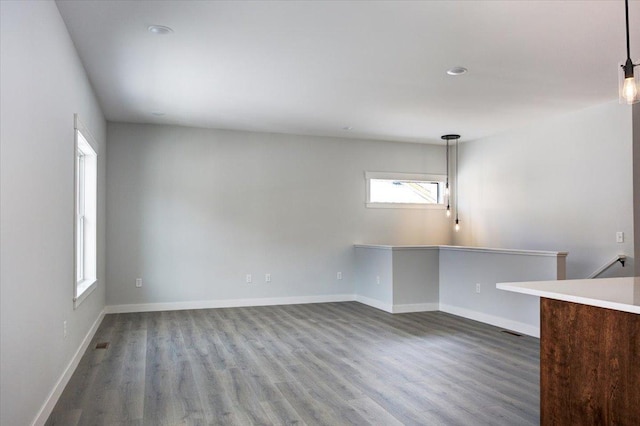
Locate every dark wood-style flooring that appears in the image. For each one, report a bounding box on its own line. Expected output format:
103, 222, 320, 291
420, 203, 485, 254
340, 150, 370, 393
46, 302, 540, 425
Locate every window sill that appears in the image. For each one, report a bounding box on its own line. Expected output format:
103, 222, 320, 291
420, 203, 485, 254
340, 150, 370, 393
365, 203, 446, 209
74, 279, 97, 309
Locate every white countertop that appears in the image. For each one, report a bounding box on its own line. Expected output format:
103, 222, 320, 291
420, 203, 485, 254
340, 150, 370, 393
497, 277, 640, 314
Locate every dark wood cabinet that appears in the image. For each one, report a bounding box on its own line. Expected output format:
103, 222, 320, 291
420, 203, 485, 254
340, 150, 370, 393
540, 297, 640, 425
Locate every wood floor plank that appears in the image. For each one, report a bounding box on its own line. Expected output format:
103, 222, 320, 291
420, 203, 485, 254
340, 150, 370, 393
223, 367, 274, 424
48, 302, 540, 425
181, 355, 244, 425
143, 312, 207, 425
260, 398, 308, 426
275, 380, 356, 426
348, 397, 405, 426
274, 381, 335, 425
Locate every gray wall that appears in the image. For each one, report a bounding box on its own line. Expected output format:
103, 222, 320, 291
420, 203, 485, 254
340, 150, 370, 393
453, 101, 635, 279
106, 123, 450, 307
353, 246, 440, 312
354, 245, 563, 335
392, 248, 439, 308
0, 2, 107, 425
354, 246, 394, 310
439, 248, 565, 337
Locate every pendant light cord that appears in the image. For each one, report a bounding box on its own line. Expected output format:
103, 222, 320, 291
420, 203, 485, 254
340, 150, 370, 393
441, 134, 460, 220
626, 0, 631, 60
445, 140, 449, 190
455, 137, 459, 221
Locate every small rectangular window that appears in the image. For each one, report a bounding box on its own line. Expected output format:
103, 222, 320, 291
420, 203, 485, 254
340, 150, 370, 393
74, 115, 98, 308
365, 172, 446, 209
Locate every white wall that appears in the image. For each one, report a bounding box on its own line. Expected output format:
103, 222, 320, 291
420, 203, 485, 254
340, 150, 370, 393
106, 123, 450, 307
454, 101, 635, 279
0, 1, 107, 425
633, 104, 640, 270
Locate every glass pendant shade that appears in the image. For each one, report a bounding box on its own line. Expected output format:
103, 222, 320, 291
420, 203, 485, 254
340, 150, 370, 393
619, 63, 639, 104
619, 0, 639, 104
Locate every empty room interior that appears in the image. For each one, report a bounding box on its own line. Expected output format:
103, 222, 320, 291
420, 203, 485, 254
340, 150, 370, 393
2, 1, 640, 425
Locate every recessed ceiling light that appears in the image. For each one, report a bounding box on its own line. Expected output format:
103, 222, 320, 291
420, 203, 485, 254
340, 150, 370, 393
151, 111, 165, 116
342, 126, 353, 131
148, 25, 173, 35
446, 66, 468, 76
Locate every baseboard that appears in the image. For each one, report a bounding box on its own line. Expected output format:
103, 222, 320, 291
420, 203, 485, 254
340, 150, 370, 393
353, 295, 393, 313
105, 294, 357, 314
439, 304, 540, 338
392, 302, 439, 313
32, 308, 106, 426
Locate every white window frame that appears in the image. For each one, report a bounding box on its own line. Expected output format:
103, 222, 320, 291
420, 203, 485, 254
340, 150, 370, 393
74, 115, 98, 308
365, 171, 446, 209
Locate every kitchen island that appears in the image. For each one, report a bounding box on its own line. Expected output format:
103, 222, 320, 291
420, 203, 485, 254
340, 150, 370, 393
497, 277, 640, 425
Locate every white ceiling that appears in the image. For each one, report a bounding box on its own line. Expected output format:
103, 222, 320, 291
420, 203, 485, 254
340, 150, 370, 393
56, 0, 639, 144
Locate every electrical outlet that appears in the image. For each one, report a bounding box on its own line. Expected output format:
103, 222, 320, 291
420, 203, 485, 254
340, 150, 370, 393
337, 272, 342, 280
246, 274, 252, 283
63, 320, 67, 338
376, 276, 380, 284
265, 273, 271, 282
135, 278, 142, 288
616, 232, 624, 243
475, 283, 481, 293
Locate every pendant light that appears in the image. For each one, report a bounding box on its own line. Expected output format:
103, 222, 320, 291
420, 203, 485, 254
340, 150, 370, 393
441, 134, 460, 229
441, 135, 451, 217
620, 0, 639, 104
454, 135, 460, 232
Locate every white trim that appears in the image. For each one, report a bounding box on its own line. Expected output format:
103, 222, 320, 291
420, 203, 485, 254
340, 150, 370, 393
74, 114, 99, 154
391, 246, 440, 251
354, 295, 393, 313
365, 171, 446, 182
392, 302, 439, 313
73, 115, 98, 309
439, 245, 567, 257
365, 202, 445, 210
105, 294, 357, 314
354, 244, 439, 251
354, 244, 565, 257
73, 279, 97, 309
439, 303, 540, 338
354, 244, 396, 250
32, 309, 106, 426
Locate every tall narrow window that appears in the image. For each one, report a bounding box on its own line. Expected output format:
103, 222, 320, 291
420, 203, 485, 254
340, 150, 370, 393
74, 115, 97, 308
